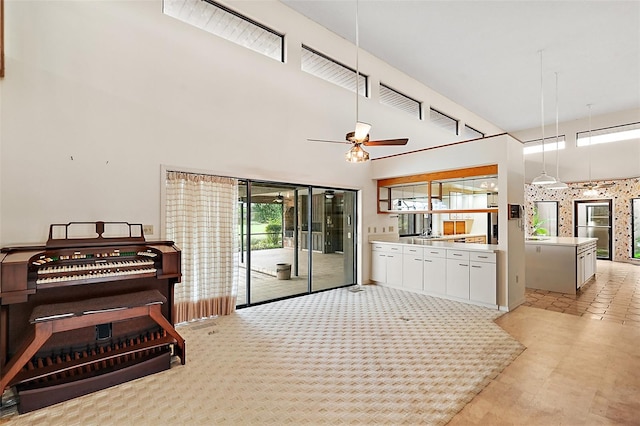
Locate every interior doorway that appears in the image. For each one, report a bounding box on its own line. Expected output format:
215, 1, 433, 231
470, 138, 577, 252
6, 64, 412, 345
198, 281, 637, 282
574, 199, 612, 260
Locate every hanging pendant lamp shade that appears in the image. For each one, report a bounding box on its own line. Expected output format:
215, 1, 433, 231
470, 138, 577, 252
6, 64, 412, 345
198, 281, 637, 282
546, 72, 568, 189
531, 51, 557, 185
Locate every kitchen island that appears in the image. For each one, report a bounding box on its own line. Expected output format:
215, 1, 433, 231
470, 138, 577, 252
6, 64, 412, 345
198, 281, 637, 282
525, 236, 598, 294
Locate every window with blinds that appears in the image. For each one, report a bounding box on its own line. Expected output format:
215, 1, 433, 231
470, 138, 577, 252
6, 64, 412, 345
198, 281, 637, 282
301, 45, 368, 96
430, 108, 458, 135
163, 0, 284, 62
523, 136, 566, 155
379, 84, 421, 119
462, 124, 485, 140
576, 122, 640, 147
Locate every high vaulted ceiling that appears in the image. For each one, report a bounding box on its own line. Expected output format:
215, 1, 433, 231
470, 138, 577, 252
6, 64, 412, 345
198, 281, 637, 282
281, 0, 640, 133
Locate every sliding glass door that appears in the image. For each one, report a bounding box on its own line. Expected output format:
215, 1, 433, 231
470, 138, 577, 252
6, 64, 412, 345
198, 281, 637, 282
237, 181, 357, 307
310, 188, 356, 291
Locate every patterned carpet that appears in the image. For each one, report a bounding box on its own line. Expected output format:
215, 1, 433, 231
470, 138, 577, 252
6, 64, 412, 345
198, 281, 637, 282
4, 286, 524, 425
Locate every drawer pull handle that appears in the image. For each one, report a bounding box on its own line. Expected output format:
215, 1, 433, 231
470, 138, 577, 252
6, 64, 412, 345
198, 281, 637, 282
460, 263, 468, 267
471, 265, 482, 268
424, 260, 433, 263
477, 255, 488, 258
453, 253, 462, 256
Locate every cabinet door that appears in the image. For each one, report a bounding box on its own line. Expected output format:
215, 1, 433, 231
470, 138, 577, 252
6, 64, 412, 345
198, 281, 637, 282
386, 254, 403, 286
577, 254, 585, 288
424, 256, 446, 294
470, 261, 496, 304
372, 252, 387, 283
403, 255, 423, 291
446, 260, 470, 299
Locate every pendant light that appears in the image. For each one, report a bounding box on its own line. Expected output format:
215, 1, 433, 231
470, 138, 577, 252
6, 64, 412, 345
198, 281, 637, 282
531, 51, 557, 185
546, 72, 568, 190
345, 0, 370, 163
583, 104, 599, 197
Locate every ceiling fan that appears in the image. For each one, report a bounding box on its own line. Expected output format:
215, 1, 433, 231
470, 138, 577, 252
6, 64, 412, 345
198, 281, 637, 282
308, 122, 408, 162
307, 1, 408, 163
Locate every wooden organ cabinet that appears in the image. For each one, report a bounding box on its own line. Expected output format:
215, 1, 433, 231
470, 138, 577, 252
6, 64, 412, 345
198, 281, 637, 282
0, 221, 185, 413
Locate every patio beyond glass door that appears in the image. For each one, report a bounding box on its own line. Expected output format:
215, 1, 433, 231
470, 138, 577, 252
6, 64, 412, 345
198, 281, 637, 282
237, 181, 357, 307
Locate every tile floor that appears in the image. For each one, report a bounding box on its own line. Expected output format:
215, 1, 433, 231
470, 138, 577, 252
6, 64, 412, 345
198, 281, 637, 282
451, 260, 640, 424
523, 260, 640, 327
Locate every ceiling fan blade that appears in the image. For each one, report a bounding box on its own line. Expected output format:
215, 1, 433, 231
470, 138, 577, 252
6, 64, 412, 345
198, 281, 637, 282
307, 138, 351, 145
363, 138, 409, 146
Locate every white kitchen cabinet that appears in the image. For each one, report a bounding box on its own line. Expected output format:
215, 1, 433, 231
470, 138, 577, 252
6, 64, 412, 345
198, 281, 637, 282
371, 250, 387, 282
386, 252, 403, 286
469, 260, 497, 305
446, 250, 470, 299
423, 248, 446, 295
402, 246, 424, 291
371, 242, 497, 308
371, 243, 403, 286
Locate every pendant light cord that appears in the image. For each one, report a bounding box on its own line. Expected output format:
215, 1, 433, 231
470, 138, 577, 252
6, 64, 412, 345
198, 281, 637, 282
554, 72, 560, 180
355, 0, 360, 124
587, 104, 593, 186
539, 50, 546, 174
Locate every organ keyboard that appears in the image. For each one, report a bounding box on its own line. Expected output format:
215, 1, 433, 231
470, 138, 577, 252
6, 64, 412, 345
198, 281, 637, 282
0, 221, 185, 414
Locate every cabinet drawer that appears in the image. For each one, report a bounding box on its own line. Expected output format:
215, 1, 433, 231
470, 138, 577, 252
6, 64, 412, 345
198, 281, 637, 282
447, 250, 469, 260
424, 247, 447, 258
469, 252, 496, 263
372, 244, 386, 252
403, 246, 424, 256
388, 245, 402, 253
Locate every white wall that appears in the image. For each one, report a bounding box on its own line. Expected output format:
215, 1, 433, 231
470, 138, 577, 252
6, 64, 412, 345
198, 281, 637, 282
513, 108, 640, 184
370, 134, 526, 311
0, 1, 504, 287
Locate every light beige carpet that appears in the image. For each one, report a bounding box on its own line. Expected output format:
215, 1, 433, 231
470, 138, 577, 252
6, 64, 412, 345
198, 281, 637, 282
5, 286, 524, 425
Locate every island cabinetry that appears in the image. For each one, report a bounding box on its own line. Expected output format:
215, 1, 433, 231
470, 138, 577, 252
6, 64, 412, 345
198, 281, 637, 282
423, 247, 447, 295
371, 243, 403, 286
469, 252, 497, 304
525, 237, 597, 294
446, 250, 470, 299
577, 240, 597, 289
402, 246, 424, 291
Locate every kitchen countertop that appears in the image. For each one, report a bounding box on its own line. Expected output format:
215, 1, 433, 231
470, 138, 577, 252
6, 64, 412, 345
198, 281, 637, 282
370, 237, 498, 252
524, 236, 597, 247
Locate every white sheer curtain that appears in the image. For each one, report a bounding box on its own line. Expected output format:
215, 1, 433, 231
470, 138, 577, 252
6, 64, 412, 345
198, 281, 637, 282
165, 171, 239, 323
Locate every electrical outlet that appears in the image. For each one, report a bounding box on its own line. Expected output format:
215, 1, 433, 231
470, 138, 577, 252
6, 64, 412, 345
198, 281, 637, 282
143, 225, 154, 235
389, 226, 394, 232
374, 227, 377, 233
368, 226, 371, 233
382, 227, 386, 233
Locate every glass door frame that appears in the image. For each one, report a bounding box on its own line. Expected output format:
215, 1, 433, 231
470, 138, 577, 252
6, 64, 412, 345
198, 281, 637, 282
574, 198, 612, 260
237, 179, 358, 308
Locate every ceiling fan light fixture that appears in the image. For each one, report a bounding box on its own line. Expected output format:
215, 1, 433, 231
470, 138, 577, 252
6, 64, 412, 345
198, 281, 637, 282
354, 121, 372, 141
345, 144, 370, 163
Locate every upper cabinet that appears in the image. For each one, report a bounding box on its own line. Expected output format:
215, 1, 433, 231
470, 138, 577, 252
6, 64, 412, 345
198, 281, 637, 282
377, 165, 499, 214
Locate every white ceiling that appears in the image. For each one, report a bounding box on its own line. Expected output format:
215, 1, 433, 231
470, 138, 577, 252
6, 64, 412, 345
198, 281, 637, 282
281, 0, 640, 133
